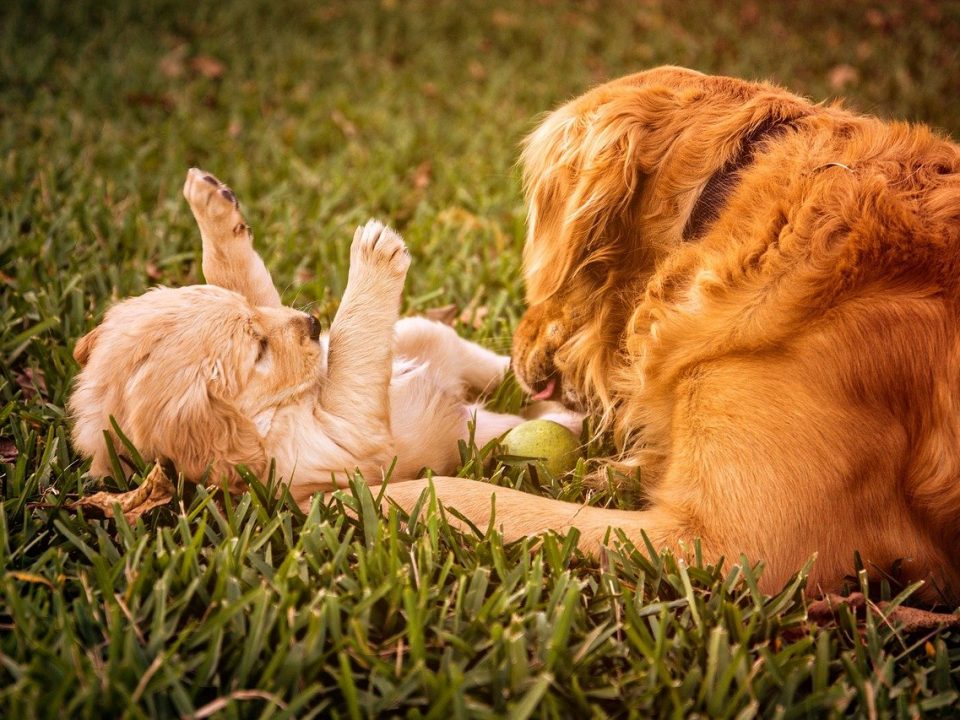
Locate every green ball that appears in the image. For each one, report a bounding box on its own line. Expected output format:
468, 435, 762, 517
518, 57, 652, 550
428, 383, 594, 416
501, 419, 580, 477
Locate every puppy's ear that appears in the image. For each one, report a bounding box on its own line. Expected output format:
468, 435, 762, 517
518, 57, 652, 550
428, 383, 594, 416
127, 361, 266, 491
73, 326, 102, 366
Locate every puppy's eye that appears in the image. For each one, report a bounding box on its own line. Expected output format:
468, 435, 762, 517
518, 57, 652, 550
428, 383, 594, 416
256, 337, 269, 362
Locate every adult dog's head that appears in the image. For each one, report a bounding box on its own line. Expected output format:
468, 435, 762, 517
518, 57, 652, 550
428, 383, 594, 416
511, 66, 813, 415
69, 285, 322, 486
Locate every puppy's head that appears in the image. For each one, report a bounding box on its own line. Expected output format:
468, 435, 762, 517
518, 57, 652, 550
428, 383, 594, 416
69, 285, 322, 488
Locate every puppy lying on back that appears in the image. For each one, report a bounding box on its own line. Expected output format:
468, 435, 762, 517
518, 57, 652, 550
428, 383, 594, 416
69, 169, 574, 503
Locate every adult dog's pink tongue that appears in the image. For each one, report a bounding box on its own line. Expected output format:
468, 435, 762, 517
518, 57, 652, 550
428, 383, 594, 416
531, 377, 557, 401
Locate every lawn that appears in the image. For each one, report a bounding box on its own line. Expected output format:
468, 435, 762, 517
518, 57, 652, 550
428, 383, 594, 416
2, 0, 960, 717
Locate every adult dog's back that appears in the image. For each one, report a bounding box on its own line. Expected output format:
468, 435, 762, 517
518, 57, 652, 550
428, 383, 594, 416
390, 67, 960, 600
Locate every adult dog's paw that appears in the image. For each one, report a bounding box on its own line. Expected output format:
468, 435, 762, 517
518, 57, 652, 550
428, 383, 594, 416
183, 168, 249, 238
349, 220, 411, 279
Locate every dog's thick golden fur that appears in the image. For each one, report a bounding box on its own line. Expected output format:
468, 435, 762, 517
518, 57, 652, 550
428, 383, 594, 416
70, 170, 576, 505
385, 67, 960, 600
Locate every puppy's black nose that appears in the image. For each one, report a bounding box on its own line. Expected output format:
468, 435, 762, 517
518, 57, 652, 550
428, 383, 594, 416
307, 315, 322, 341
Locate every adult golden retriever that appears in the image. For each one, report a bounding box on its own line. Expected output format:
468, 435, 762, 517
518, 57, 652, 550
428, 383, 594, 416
384, 67, 960, 601
70, 170, 579, 503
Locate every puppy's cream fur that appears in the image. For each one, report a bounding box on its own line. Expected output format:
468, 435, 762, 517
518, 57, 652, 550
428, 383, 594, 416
70, 170, 569, 504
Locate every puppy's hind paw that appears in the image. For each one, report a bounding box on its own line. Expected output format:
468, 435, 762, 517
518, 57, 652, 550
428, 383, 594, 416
349, 219, 411, 278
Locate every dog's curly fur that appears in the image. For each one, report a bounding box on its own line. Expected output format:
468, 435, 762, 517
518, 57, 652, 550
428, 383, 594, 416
385, 67, 960, 600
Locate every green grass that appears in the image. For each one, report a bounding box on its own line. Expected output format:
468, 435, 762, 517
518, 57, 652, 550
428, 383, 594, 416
3, 0, 960, 716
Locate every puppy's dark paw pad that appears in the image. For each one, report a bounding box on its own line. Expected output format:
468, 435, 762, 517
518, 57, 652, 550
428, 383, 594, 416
184, 168, 244, 223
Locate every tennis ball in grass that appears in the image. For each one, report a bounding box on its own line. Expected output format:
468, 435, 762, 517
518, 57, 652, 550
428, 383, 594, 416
501, 419, 580, 477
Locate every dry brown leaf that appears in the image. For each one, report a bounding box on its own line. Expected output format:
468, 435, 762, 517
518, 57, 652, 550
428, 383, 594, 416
807, 592, 867, 623
14, 367, 46, 399
71, 463, 174, 524
491, 10, 520, 29
412, 160, 432, 191
294, 266, 316, 285
423, 304, 459, 326
330, 109, 358, 139
125, 92, 176, 111
468, 60, 487, 82
828, 64, 859, 91
803, 591, 960, 634
459, 303, 489, 330
865, 8, 887, 29
145, 261, 163, 281
158, 44, 188, 78
0, 437, 17, 463
190, 55, 226, 79
739, 2, 760, 27
876, 602, 960, 633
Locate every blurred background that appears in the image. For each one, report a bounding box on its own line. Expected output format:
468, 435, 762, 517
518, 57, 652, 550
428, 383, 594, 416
1, 0, 958, 403
4, 0, 958, 305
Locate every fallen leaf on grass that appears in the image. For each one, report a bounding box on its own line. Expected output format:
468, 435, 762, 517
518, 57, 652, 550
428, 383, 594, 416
158, 44, 188, 78
71, 463, 174, 524
190, 55, 226, 79
161, 46, 226, 80
828, 64, 859, 91
14, 367, 46, 400
459, 301, 489, 330
0, 437, 18, 463
491, 10, 520, 29
330, 109, 358, 139
145, 261, 163, 281
423, 304, 459, 326
468, 60, 487, 82
805, 592, 960, 633
876, 603, 960, 633
411, 160, 432, 191
125, 92, 176, 111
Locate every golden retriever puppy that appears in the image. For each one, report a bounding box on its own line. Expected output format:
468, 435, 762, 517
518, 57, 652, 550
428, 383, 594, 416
383, 67, 960, 601
69, 169, 559, 504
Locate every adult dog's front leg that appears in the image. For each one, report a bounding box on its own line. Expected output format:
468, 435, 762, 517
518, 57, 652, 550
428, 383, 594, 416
323, 220, 410, 429
183, 168, 281, 308
382, 477, 686, 558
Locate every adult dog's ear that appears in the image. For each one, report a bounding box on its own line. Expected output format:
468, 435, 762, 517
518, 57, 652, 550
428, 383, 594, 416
519, 71, 810, 306
73, 326, 102, 366
126, 358, 266, 491
520, 86, 679, 305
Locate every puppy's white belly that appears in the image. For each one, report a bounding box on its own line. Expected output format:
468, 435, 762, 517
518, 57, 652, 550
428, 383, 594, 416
264, 356, 468, 491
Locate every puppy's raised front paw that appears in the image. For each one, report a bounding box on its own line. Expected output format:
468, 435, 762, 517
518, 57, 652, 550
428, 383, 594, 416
183, 168, 250, 239
349, 219, 411, 279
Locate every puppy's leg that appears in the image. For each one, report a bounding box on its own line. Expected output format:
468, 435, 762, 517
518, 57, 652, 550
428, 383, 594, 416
183, 168, 281, 308
323, 221, 410, 430
394, 317, 509, 394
